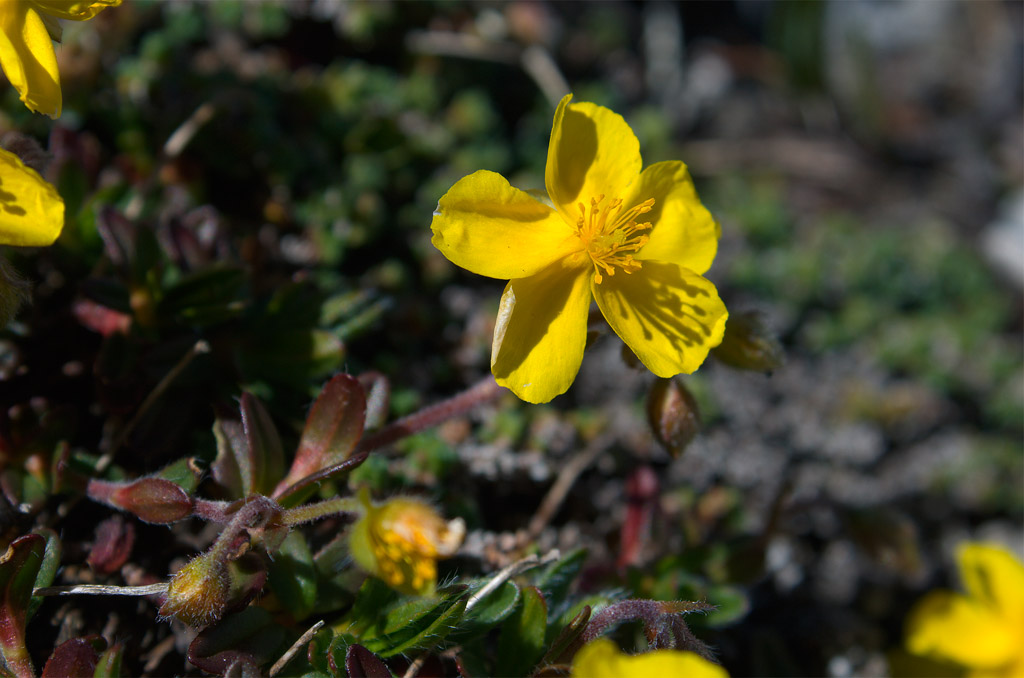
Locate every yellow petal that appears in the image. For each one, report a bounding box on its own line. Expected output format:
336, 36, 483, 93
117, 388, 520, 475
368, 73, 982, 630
0, 147, 65, 246
906, 591, 1019, 669
545, 94, 642, 222
431, 170, 580, 280
571, 638, 729, 678
630, 161, 720, 275
491, 262, 592, 403
593, 261, 727, 377
30, 0, 121, 21
957, 543, 1024, 622
0, 2, 61, 117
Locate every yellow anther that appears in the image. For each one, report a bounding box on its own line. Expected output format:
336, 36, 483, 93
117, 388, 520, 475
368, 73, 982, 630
573, 195, 654, 284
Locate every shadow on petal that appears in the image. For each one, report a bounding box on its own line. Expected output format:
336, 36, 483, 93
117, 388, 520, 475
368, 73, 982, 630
594, 261, 726, 377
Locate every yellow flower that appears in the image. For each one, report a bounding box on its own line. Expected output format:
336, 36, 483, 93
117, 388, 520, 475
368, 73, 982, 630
905, 542, 1024, 677
571, 638, 728, 678
0, 0, 121, 118
348, 489, 465, 596
0, 146, 64, 246
431, 94, 727, 403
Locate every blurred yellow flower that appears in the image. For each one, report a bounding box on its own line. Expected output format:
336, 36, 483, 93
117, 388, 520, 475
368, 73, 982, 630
905, 542, 1024, 677
431, 94, 727, 403
0, 146, 64, 246
0, 0, 121, 118
349, 489, 465, 596
571, 638, 728, 678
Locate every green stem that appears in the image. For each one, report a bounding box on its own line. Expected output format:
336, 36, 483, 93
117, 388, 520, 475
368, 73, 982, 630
280, 496, 361, 526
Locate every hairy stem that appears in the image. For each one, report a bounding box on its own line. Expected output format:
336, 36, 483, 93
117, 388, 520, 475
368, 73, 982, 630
356, 376, 503, 454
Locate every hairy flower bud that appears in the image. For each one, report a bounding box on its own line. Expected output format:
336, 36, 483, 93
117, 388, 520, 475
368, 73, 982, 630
159, 552, 228, 628
349, 489, 465, 596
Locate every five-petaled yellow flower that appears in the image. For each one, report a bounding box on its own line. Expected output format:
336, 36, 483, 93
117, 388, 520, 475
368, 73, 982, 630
431, 94, 727, 403
0, 146, 64, 246
571, 638, 729, 678
904, 542, 1024, 677
349, 489, 465, 596
0, 0, 121, 118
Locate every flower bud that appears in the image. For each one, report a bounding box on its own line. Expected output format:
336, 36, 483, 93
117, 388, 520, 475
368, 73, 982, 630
711, 311, 784, 373
159, 552, 228, 628
646, 378, 700, 457
349, 489, 465, 596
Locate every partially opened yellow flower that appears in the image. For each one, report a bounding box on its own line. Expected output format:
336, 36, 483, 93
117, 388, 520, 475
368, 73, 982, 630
571, 638, 728, 678
0, 0, 120, 118
0, 146, 64, 246
431, 94, 727, 403
905, 542, 1024, 677
348, 489, 465, 596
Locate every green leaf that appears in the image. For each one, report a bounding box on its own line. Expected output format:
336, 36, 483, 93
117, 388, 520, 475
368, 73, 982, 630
374, 595, 466, 658
236, 329, 344, 386
305, 628, 333, 676
344, 578, 398, 638
355, 586, 468, 658
497, 586, 548, 677
453, 580, 520, 639
158, 266, 247, 325
93, 643, 124, 678
27, 529, 61, 621
539, 605, 590, 667
267, 532, 317, 621
533, 548, 586, 617
154, 457, 203, 494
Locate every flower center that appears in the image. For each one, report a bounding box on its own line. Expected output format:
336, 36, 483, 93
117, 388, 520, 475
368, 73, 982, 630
574, 195, 655, 284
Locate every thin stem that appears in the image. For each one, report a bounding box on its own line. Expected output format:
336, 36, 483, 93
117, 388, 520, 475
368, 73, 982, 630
357, 376, 503, 454
524, 435, 609, 542
192, 497, 239, 523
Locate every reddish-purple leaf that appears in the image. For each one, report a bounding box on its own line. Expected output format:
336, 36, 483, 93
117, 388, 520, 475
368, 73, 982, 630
187, 608, 285, 675
240, 392, 285, 496
212, 412, 246, 498
111, 478, 193, 524
274, 374, 366, 497
42, 636, 106, 678
346, 644, 393, 678
274, 451, 369, 508
87, 515, 135, 575
72, 299, 132, 336
0, 534, 46, 678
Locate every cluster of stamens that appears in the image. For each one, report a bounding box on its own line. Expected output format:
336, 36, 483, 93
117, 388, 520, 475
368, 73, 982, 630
575, 195, 655, 284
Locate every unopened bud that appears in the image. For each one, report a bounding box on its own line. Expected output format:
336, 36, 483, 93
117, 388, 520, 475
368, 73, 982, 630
110, 478, 193, 524
647, 378, 700, 457
711, 311, 784, 373
349, 489, 465, 596
159, 552, 228, 628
